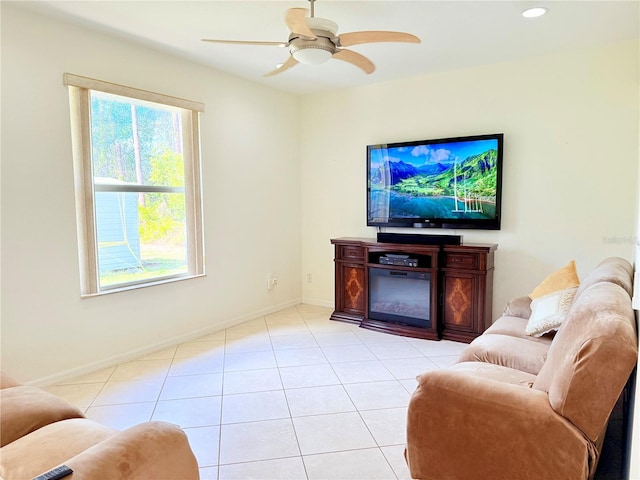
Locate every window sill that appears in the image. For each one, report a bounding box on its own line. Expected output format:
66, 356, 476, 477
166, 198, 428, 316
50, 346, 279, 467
81, 273, 206, 298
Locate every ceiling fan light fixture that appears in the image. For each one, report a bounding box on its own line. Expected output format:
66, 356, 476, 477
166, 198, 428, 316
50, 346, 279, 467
522, 7, 548, 18
292, 46, 333, 64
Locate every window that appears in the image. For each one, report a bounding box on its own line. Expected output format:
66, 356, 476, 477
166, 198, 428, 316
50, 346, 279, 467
65, 74, 205, 296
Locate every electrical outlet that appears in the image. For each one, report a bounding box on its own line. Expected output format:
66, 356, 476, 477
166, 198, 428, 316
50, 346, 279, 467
307, 273, 312, 283
267, 275, 278, 290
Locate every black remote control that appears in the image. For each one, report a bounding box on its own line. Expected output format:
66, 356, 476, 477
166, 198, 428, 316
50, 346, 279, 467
32, 465, 73, 480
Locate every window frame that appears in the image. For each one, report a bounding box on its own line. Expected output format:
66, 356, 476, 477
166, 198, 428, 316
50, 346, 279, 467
65, 73, 205, 296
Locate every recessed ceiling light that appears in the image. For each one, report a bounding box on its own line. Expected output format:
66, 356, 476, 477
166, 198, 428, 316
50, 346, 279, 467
522, 7, 548, 18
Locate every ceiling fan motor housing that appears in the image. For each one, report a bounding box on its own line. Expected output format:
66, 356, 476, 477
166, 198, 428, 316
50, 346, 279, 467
289, 17, 339, 64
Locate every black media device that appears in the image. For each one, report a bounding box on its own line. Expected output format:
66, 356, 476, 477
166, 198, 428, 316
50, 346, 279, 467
367, 133, 504, 230
32, 465, 73, 480
377, 232, 461, 246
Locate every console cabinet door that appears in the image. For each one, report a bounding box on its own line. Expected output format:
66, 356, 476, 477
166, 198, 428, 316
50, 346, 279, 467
338, 264, 366, 315
441, 271, 478, 338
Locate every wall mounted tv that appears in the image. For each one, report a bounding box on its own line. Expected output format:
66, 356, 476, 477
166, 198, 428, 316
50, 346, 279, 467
367, 133, 503, 230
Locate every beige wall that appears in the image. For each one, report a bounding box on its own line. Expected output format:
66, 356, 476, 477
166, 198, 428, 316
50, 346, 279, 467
1, 5, 302, 384
299, 40, 639, 319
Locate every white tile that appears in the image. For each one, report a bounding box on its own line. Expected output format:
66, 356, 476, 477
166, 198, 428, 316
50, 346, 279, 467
152, 396, 222, 428
313, 331, 363, 346
380, 357, 439, 380
305, 319, 353, 334
175, 340, 225, 358
297, 305, 332, 315
169, 353, 225, 376
275, 347, 327, 368
331, 360, 395, 384
270, 333, 318, 350
219, 419, 300, 464
355, 328, 411, 344
320, 344, 376, 363
85, 402, 154, 430
429, 355, 459, 368
160, 373, 223, 400
184, 425, 220, 467
304, 448, 397, 480
43, 383, 103, 409
218, 457, 307, 480
224, 350, 277, 372
92, 378, 164, 406
267, 323, 312, 336
266, 310, 303, 322
409, 339, 467, 356
222, 368, 282, 395
279, 364, 340, 389
285, 385, 356, 417
222, 390, 290, 424
360, 407, 408, 446
225, 336, 273, 354
367, 341, 424, 360
293, 412, 376, 455
381, 444, 413, 480
399, 378, 419, 394
225, 322, 268, 339
344, 381, 411, 410
199, 466, 218, 480
109, 358, 172, 381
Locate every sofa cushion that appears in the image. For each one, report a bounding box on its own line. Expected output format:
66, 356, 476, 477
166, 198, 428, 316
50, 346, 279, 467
525, 286, 578, 337
0, 418, 115, 480
0, 385, 84, 447
533, 282, 638, 441
0, 372, 21, 390
484, 316, 555, 343
451, 362, 536, 388
574, 257, 633, 299
529, 260, 580, 300
457, 333, 550, 375
502, 296, 532, 319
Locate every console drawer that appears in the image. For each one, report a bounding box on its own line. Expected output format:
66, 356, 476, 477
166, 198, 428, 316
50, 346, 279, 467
443, 253, 478, 270
339, 245, 365, 261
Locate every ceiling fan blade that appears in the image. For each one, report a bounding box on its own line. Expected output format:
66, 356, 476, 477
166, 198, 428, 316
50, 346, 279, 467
333, 49, 375, 74
338, 31, 421, 47
264, 55, 299, 77
285, 8, 316, 39
202, 39, 286, 47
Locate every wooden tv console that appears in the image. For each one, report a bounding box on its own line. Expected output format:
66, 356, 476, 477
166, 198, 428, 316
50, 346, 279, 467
330, 237, 497, 343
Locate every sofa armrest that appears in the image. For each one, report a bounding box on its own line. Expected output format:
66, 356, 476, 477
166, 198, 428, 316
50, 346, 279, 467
502, 295, 532, 319
57, 421, 199, 480
406, 370, 596, 480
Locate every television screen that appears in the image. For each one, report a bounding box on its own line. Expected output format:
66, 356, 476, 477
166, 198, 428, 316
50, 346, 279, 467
367, 133, 503, 230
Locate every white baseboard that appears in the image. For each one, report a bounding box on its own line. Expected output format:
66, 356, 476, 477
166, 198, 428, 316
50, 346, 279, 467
30, 298, 302, 387
300, 297, 334, 309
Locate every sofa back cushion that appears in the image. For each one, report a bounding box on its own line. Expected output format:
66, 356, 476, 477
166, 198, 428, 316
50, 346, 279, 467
533, 282, 637, 441
574, 257, 633, 300
0, 385, 85, 447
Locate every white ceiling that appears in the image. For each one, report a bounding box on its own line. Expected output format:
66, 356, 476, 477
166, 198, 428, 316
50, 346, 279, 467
16, 1, 640, 95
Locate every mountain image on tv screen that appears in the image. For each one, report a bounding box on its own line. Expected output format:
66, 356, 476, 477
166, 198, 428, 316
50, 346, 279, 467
368, 137, 500, 222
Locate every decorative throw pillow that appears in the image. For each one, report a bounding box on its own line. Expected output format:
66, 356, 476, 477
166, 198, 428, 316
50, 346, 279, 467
525, 286, 578, 337
529, 260, 580, 300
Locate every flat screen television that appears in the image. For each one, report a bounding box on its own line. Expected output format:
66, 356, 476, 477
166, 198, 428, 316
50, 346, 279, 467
367, 133, 503, 230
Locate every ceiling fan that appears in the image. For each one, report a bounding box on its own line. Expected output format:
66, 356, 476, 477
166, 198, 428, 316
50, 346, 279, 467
202, 0, 421, 77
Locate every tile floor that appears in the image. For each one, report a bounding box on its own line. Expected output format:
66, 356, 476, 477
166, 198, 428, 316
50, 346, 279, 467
44, 304, 467, 479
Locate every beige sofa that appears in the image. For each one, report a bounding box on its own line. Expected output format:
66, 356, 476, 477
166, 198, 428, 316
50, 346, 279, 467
0, 372, 200, 479
405, 257, 638, 480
